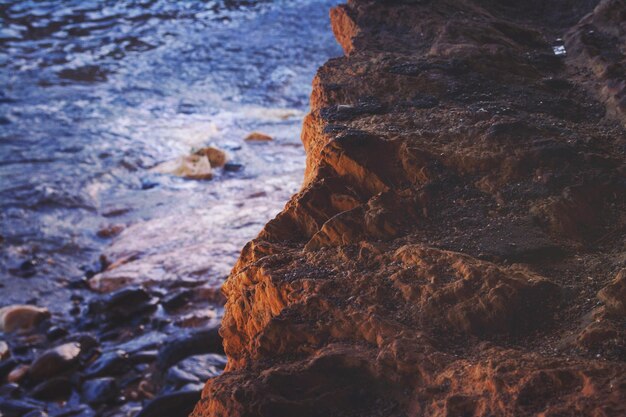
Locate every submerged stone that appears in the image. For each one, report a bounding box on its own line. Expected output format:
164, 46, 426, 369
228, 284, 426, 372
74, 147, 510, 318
81, 377, 118, 405
151, 155, 213, 180
244, 132, 273, 142
7, 364, 29, 384
88, 287, 157, 323
193, 147, 227, 168
84, 350, 130, 377
0, 341, 8, 359
29, 342, 81, 380
31, 376, 72, 401
136, 389, 201, 417
0, 305, 50, 333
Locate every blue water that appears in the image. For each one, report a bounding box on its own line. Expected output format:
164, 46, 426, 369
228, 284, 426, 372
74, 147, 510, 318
0, 0, 341, 308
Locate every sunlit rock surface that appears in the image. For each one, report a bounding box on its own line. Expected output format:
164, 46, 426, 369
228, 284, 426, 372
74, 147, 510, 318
193, 0, 626, 416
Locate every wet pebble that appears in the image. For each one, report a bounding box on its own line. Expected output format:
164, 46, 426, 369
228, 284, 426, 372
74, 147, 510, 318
193, 147, 227, 168
244, 131, 273, 142
8, 259, 38, 278
130, 350, 158, 364
89, 287, 156, 322
156, 327, 222, 371
67, 278, 90, 290
81, 377, 118, 405
151, 154, 213, 180
10, 342, 34, 358
0, 398, 43, 417
46, 326, 68, 342
31, 376, 72, 401
8, 364, 29, 384
140, 178, 159, 190
96, 224, 125, 238
0, 359, 18, 380
29, 342, 81, 380
223, 161, 243, 172
0, 340, 8, 359
116, 331, 167, 354
0, 305, 51, 333
71, 334, 99, 353
133, 363, 150, 375
135, 389, 201, 417
84, 350, 129, 377
160, 289, 192, 312
99, 329, 122, 342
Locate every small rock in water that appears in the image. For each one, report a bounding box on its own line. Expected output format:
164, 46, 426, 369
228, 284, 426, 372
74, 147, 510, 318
46, 326, 69, 342
7, 364, 29, 383
151, 154, 212, 180
156, 327, 222, 371
84, 350, 130, 377
96, 224, 125, 238
0, 341, 8, 359
223, 162, 244, 172
30, 376, 72, 401
81, 377, 118, 405
89, 287, 156, 322
140, 178, 159, 190
193, 147, 227, 168
0, 305, 51, 333
0, 398, 42, 417
102, 207, 132, 217
0, 358, 18, 380
135, 389, 201, 417
244, 131, 273, 142
115, 331, 167, 354
8, 259, 38, 278
104, 286, 150, 309
58, 65, 108, 82
73, 334, 99, 353
160, 289, 193, 312
67, 277, 90, 289
130, 350, 158, 364
29, 342, 81, 380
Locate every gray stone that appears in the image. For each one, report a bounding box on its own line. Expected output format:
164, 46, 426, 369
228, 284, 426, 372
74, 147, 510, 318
30, 342, 81, 380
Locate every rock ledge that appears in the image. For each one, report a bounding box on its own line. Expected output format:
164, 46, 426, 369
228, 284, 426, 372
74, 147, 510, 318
193, 1, 626, 416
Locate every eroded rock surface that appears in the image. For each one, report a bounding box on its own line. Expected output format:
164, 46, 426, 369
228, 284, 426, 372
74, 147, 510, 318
193, 1, 626, 416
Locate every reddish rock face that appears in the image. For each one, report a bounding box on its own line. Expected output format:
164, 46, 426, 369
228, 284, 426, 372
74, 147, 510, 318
193, 0, 626, 416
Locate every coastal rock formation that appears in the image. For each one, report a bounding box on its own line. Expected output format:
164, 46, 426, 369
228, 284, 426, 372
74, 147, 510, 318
193, 0, 626, 416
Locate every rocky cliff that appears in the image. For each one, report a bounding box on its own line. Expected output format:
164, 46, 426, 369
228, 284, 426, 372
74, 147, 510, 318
192, 0, 626, 416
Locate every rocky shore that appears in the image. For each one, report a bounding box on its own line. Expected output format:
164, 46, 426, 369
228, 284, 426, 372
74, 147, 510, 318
192, 0, 626, 416
0, 284, 225, 417
0, 1, 342, 416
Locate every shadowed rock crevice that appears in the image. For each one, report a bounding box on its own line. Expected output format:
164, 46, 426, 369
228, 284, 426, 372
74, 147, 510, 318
192, 0, 626, 416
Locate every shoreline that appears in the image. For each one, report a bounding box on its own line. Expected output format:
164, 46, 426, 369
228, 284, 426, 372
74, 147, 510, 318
0, 1, 342, 416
